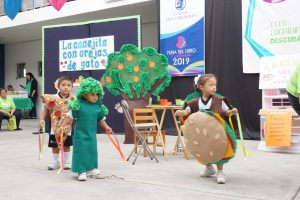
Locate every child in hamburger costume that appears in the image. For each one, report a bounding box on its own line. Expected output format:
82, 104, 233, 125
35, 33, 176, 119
176, 74, 238, 184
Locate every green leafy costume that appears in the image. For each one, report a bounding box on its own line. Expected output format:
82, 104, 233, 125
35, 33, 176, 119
68, 77, 108, 173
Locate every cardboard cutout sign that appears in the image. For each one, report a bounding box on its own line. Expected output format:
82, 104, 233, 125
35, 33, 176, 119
265, 112, 292, 147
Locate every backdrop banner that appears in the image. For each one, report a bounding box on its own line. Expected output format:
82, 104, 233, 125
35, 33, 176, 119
59, 35, 115, 71
160, 0, 205, 77
242, 0, 300, 73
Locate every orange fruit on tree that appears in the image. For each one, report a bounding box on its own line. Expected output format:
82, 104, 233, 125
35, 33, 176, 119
149, 61, 155, 68
105, 76, 111, 83
133, 76, 139, 82
118, 64, 124, 70
127, 55, 133, 61
134, 66, 139, 72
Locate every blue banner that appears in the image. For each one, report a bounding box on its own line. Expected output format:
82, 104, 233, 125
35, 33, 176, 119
4, 0, 22, 20
160, 0, 205, 77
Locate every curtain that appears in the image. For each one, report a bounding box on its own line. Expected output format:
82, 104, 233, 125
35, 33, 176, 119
204, 0, 261, 139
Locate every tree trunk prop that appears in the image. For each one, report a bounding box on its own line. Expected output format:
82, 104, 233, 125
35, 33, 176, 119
103, 45, 171, 144
122, 80, 162, 144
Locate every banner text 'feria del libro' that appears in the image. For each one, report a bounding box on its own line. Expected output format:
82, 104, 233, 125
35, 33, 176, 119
160, 0, 205, 77
242, 0, 300, 73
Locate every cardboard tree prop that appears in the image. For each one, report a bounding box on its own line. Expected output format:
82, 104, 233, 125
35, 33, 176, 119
103, 44, 171, 143
183, 111, 237, 165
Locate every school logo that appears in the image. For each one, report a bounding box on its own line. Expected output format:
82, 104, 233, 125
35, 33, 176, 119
176, 36, 187, 49
175, 0, 186, 10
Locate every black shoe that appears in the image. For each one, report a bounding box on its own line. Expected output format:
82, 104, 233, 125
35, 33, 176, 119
16, 128, 22, 130
32, 131, 39, 134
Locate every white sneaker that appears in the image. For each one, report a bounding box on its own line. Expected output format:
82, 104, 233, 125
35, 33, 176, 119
200, 165, 216, 177
216, 172, 226, 184
87, 169, 101, 178
64, 161, 71, 170
78, 172, 87, 181
47, 162, 60, 170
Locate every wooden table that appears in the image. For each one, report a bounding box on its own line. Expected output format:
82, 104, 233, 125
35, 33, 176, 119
147, 105, 190, 159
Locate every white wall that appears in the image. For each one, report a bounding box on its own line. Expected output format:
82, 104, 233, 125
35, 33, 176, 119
4, 22, 158, 118
142, 22, 158, 49
5, 40, 43, 117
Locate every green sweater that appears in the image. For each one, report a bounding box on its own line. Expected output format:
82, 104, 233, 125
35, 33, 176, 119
287, 64, 300, 98
0, 96, 16, 113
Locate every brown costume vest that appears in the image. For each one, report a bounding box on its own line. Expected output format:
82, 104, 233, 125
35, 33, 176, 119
186, 96, 237, 130
186, 96, 232, 117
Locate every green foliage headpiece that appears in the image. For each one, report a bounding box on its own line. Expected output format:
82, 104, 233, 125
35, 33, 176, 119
68, 77, 108, 115
76, 77, 104, 100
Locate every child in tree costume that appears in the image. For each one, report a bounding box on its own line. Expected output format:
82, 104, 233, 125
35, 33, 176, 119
176, 74, 238, 184
62, 77, 112, 181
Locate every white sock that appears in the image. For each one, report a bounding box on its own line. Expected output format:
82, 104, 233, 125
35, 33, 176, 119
207, 164, 213, 169
53, 153, 59, 163
64, 152, 71, 163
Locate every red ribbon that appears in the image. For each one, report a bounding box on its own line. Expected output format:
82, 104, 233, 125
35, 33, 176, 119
105, 130, 126, 162
180, 116, 185, 125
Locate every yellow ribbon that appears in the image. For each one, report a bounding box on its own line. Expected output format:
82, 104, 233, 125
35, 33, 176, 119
230, 113, 251, 159
41, 124, 45, 158
38, 123, 45, 160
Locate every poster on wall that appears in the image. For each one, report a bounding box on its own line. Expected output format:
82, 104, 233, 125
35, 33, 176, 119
242, 0, 300, 73
259, 54, 300, 89
159, 0, 205, 77
265, 112, 292, 147
59, 35, 114, 71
